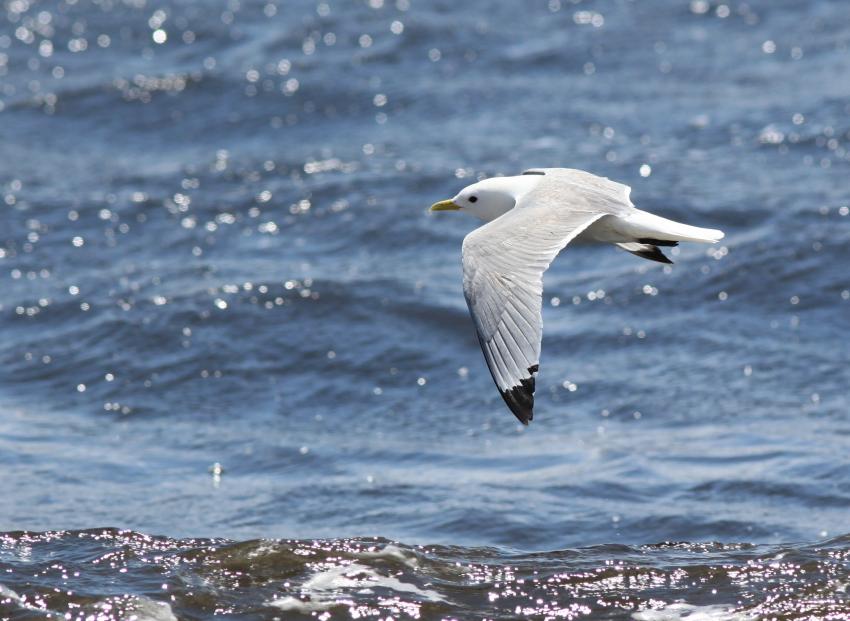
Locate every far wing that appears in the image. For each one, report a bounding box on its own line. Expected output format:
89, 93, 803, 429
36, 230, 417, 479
461, 171, 632, 423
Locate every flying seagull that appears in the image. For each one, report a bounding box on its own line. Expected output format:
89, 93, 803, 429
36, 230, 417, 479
430, 168, 724, 425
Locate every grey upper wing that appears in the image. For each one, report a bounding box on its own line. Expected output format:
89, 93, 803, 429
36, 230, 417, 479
521, 168, 635, 216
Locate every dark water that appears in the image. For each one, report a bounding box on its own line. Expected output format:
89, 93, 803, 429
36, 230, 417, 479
1, 0, 849, 618
2, 529, 850, 620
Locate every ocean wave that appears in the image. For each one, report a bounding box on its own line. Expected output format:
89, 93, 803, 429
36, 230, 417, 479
2, 529, 850, 620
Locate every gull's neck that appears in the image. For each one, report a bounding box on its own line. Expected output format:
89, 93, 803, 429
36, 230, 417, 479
474, 175, 543, 222
488, 174, 543, 202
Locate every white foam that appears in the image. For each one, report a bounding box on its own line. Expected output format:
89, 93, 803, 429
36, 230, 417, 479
302, 562, 441, 600
124, 597, 179, 621
633, 602, 750, 621
0, 584, 45, 613
356, 544, 420, 569
269, 561, 444, 612
245, 541, 279, 559
269, 595, 349, 613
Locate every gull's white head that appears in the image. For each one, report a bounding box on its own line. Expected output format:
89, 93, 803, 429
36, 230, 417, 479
430, 174, 541, 222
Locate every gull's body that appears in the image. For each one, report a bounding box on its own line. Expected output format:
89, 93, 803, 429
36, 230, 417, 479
430, 168, 724, 425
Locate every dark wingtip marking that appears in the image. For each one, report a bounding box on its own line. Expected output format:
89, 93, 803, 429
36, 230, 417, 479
634, 246, 674, 264
501, 375, 536, 425
638, 238, 679, 247
522, 170, 545, 175
528, 364, 539, 374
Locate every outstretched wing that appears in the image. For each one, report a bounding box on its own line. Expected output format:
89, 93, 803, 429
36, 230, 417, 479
461, 169, 633, 424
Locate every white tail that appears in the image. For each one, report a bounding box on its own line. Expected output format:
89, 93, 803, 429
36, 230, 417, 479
621, 209, 724, 244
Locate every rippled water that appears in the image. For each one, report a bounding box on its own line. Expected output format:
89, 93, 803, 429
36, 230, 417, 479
2, 0, 850, 618
3, 529, 850, 620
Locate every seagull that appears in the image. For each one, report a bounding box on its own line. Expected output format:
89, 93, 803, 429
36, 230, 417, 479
430, 168, 724, 425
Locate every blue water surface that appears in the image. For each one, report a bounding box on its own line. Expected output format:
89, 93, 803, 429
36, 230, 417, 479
1, 0, 849, 555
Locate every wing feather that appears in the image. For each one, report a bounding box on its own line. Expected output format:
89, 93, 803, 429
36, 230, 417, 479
502, 304, 535, 354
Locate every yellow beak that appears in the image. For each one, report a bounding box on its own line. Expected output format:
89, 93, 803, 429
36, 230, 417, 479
430, 199, 461, 212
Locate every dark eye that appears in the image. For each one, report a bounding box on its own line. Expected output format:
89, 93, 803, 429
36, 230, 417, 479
468, 195, 478, 203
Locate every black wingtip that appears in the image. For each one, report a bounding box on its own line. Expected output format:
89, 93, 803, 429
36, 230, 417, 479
634, 246, 674, 264
501, 367, 538, 425
501, 385, 533, 425
637, 238, 679, 247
